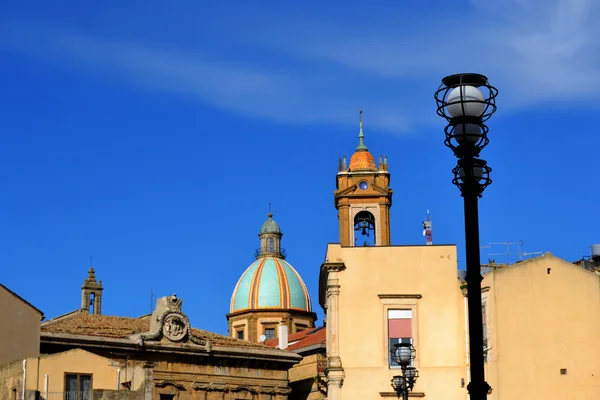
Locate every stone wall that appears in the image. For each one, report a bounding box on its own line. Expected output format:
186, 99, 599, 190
93, 389, 144, 400
0, 359, 25, 400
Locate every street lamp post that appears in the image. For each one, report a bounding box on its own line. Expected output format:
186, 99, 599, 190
390, 343, 419, 400
434, 73, 498, 400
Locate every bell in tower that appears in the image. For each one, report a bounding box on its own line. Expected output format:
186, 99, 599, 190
334, 109, 393, 247
81, 266, 103, 315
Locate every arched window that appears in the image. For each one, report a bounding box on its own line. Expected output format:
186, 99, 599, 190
268, 238, 275, 252
354, 211, 376, 246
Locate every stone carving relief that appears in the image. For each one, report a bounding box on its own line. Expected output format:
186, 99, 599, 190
192, 382, 291, 396
163, 314, 188, 342
135, 294, 210, 348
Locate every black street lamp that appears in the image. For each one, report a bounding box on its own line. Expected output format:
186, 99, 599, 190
390, 343, 419, 400
434, 73, 498, 400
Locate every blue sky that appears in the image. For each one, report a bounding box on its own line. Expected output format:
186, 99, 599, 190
1, 0, 599, 336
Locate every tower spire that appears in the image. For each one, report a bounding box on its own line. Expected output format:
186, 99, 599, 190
356, 108, 368, 151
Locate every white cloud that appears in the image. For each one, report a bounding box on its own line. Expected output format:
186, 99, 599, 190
1, 0, 598, 134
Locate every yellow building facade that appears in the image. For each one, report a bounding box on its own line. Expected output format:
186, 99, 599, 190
317, 115, 600, 400
0, 284, 44, 366
481, 253, 600, 400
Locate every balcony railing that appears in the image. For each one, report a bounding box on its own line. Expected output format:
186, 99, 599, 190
41, 392, 92, 400
255, 247, 287, 259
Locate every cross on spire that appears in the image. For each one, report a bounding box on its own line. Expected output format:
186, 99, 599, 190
356, 108, 368, 151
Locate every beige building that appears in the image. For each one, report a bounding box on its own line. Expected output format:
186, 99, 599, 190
316, 116, 600, 400
319, 117, 468, 400
265, 325, 327, 400
481, 253, 600, 400
0, 284, 44, 366
1, 269, 301, 400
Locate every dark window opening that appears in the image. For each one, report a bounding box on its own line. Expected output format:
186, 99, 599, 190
264, 328, 275, 340
160, 395, 175, 400
65, 373, 92, 400
268, 238, 275, 252
89, 293, 95, 314
354, 211, 376, 247
236, 330, 244, 340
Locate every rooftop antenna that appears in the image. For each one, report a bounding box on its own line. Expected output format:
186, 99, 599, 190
422, 210, 432, 245
89, 256, 93, 268
486, 241, 541, 264
520, 251, 543, 260
488, 241, 523, 265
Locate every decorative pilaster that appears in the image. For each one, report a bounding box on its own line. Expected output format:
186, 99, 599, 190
322, 262, 346, 400
143, 362, 154, 400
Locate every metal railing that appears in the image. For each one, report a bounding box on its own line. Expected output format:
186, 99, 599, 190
255, 247, 287, 259
41, 392, 92, 400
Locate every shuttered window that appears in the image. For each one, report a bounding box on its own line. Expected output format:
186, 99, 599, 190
388, 309, 413, 368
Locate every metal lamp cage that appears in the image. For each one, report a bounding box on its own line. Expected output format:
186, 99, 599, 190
434, 73, 498, 159
452, 159, 493, 197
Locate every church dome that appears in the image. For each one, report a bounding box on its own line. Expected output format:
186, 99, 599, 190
259, 213, 281, 234
349, 151, 377, 171
230, 256, 312, 313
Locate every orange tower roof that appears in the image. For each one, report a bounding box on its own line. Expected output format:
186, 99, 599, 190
348, 109, 377, 171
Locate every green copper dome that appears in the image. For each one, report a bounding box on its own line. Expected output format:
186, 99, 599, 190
230, 256, 312, 313
259, 213, 281, 234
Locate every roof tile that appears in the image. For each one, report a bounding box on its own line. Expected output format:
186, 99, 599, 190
41, 311, 269, 349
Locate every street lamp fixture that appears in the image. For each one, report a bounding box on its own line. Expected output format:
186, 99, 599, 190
390, 343, 419, 400
434, 73, 498, 400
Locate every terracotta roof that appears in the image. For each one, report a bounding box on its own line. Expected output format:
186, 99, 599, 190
41, 311, 268, 349
264, 326, 326, 352
349, 151, 377, 171
0, 284, 44, 317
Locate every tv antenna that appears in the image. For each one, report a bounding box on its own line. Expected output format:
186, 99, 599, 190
422, 210, 432, 246
485, 241, 542, 264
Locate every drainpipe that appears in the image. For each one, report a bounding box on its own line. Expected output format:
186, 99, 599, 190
464, 296, 470, 400
21, 359, 26, 400
44, 374, 48, 399
116, 368, 121, 390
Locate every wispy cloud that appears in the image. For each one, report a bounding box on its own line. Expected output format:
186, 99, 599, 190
1, 0, 598, 133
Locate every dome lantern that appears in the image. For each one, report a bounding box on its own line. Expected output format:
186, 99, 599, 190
257, 212, 285, 259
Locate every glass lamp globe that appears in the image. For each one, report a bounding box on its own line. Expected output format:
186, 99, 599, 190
404, 368, 416, 379
454, 123, 481, 143
392, 375, 405, 389
397, 345, 413, 364
458, 165, 484, 182
447, 85, 485, 118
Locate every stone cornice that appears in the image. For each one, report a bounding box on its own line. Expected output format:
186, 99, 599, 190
379, 391, 425, 397
321, 262, 346, 273
192, 382, 291, 395
155, 380, 186, 390
40, 332, 301, 364
319, 261, 346, 309
378, 294, 422, 299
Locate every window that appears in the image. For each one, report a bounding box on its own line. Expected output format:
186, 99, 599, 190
388, 309, 413, 368
264, 328, 275, 340
482, 301, 489, 362
237, 330, 244, 340
160, 395, 175, 400
268, 238, 275, 252
65, 373, 92, 400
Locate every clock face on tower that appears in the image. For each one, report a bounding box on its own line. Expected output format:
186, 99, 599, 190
359, 181, 369, 190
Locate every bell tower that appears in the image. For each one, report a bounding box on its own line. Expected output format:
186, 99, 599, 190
334, 110, 393, 246
81, 267, 103, 315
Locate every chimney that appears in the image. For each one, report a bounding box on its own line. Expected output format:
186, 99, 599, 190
278, 321, 289, 350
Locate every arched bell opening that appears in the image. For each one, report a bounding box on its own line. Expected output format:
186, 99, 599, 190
354, 211, 376, 247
